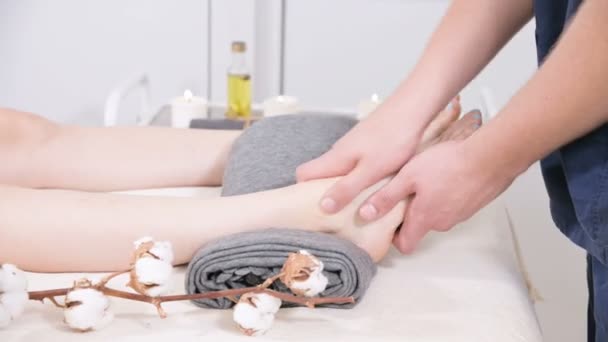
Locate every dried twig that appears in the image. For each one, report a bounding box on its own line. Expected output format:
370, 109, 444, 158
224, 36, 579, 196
28, 276, 354, 317
257, 272, 285, 289
46, 296, 65, 309
98, 270, 130, 287
23, 247, 350, 339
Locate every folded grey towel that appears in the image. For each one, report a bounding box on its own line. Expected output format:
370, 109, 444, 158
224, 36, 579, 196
186, 114, 376, 309
185, 229, 376, 309
189, 118, 249, 130
222, 114, 358, 195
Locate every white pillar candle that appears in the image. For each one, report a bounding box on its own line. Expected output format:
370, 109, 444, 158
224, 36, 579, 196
357, 93, 382, 119
171, 90, 208, 128
263, 95, 301, 117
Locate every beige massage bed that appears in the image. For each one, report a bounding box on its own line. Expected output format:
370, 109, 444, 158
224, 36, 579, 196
0, 186, 542, 342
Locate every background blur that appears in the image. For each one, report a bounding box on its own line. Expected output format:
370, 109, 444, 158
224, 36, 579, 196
0, 1, 586, 340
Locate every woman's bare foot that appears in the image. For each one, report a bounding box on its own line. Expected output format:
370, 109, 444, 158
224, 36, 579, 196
417, 96, 462, 151
305, 109, 482, 262
434, 109, 481, 143
310, 177, 404, 262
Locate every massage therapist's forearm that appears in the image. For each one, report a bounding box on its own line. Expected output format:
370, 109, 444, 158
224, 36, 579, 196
382, 0, 532, 130
464, 0, 608, 176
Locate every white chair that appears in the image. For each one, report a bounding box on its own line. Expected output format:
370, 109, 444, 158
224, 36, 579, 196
103, 73, 152, 126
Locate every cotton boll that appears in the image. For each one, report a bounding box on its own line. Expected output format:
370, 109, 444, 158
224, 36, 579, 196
133, 236, 154, 249
0, 291, 28, 318
131, 257, 173, 297
129, 238, 174, 297
134, 258, 173, 286
0, 264, 28, 328
64, 287, 113, 332
233, 293, 279, 336
139, 282, 171, 298
0, 264, 27, 293
0, 305, 11, 328
234, 302, 273, 336
250, 293, 282, 314
86, 275, 105, 286
132, 237, 173, 263
148, 241, 174, 264
288, 268, 328, 297
280, 250, 328, 297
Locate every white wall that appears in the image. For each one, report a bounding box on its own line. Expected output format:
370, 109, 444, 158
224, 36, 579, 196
0, 0, 208, 125
208, 0, 283, 104
209, 0, 254, 104
284, 0, 536, 111
284, 0, 449, 110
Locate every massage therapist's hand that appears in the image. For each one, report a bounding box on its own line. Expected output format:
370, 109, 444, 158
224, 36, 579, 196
296, 106, 425, 216
377, 140, 516, 253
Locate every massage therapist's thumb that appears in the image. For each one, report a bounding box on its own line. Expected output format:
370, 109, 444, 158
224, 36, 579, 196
393, 201, 428, 254
318, 162, 385, 214
359, 167, 415, 222
296, 148, 355, 183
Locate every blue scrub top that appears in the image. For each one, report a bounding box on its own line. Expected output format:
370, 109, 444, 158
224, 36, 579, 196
534, 0, 608, 264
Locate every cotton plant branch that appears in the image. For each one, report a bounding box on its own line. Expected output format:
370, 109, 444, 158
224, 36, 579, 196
27, 276, 354, 317
29, 270, 130, 309
2, 238, 354, 336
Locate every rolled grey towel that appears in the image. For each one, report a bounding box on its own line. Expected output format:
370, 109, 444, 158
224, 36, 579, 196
185, 229, 375, 309
185, 114, 377, 309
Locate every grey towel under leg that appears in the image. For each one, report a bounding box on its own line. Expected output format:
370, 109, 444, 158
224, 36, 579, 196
185, 229, 375, 309
185, 114, 376, 309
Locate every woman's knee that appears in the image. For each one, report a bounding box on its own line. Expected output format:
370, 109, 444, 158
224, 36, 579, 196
0, 108, 59, 146
0, 108, 61, 185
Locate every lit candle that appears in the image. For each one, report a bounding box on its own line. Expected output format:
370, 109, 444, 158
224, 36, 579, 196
357, 93, 382, 119
171, 90, 208, 128
263, 95, 301, 117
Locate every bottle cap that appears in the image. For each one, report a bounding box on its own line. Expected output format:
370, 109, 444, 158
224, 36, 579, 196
232, 41, 246, 53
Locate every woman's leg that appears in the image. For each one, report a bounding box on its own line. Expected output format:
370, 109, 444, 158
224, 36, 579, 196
0, 182, 324, 272
0, 107, 240, 191
0, 176, 403, 272
0, 97, 462, 192
0, 110, 480, 273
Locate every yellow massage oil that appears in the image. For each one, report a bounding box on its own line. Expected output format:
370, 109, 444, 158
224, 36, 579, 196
227, 41, 251, 118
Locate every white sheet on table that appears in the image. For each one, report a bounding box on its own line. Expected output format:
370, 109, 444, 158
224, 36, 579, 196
0, 188, 542, 342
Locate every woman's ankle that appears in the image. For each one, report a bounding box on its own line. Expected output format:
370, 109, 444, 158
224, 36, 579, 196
290, 176, 404, 262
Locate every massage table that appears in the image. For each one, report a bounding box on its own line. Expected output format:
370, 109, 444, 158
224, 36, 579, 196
0, 186, 542, 341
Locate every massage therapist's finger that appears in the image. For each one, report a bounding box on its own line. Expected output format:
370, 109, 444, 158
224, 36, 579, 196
392, 200, 430, 254
359, 166, 416, 221
319, 162, 386, 214
296, 147, 356, 183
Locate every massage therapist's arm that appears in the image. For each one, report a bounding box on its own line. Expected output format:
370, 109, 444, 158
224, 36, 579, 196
465, 0, 608, 177
297, 0, 533, 214
0, 108, 237, 191
376, 0, 608, 253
